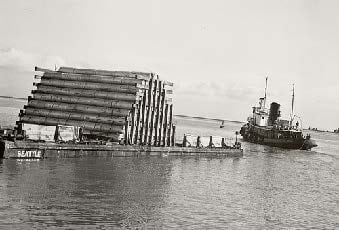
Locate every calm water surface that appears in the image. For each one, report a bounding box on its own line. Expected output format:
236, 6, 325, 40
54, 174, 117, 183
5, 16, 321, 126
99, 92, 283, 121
0, 105, 338, 229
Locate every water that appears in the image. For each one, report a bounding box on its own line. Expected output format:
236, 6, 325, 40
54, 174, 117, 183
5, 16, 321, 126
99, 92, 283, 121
0, 98, 25, 128
0, 99, 338, 229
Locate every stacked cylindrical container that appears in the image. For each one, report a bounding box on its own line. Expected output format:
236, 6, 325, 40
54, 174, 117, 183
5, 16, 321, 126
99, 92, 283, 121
17, 66, 175, 146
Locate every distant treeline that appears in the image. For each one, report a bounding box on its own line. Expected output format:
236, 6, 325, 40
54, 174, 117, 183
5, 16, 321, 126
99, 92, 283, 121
174, 114, 244, 124
308, 126, 339, 133
0, 95, 26, 101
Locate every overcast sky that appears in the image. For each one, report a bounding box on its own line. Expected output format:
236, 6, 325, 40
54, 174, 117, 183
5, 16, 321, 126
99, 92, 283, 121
0, 0, 338, 130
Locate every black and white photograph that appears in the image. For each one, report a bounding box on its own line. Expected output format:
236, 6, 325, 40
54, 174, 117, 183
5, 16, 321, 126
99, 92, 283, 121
0, 0, 338, 229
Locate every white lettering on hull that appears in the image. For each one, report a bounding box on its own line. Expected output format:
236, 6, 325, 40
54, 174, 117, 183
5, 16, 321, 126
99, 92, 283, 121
17, 150, 43, 158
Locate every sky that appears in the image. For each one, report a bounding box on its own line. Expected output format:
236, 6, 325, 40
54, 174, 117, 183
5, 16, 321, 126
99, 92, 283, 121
0, 0, 338, 130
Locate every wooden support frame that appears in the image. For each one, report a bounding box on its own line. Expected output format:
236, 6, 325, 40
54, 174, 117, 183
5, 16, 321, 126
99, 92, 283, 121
124, 115, 129, 145
148, 79, 159, 145
153, 81, 163, 146
157, 90, 166, 146
167, 104, 173, 146
134, 97, 143, 144
171, 125, 176, 146
139, 90, 148, 144
162, 104, 169, 147
143, 77, 154, 145
129, 106, 137, 144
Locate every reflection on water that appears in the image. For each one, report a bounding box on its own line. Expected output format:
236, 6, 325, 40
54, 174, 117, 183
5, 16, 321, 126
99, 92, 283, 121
0, 117, 338, 229
1, 158, 174, 229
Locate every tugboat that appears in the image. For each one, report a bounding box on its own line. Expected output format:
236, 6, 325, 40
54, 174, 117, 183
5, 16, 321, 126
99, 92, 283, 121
240, 78, 317, 150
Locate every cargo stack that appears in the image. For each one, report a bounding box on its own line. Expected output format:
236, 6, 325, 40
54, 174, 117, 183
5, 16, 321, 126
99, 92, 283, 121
17, 66, 175, 146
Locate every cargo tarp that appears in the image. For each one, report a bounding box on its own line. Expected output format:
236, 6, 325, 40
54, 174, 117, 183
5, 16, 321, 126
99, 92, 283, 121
22, 123, 56, 142
57, 125, 79, 142
212, 136, 223, 147
185, 134, 197, 147
200, 136, 211, 147
185, 135, 230, 147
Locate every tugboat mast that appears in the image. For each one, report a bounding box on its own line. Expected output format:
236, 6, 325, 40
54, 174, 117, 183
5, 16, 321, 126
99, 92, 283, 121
290, 84, 295, 127
263, 77, 268, 109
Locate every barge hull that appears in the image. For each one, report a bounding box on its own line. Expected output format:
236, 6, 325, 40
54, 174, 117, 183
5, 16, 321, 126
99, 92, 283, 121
1, 141, 243, 159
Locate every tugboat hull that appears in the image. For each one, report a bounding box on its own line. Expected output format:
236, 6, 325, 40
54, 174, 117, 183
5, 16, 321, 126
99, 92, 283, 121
241, 135, 315, 150
240, 125, 317, 150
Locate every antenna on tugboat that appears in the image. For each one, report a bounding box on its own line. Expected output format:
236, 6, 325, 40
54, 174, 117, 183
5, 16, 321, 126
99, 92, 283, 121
264, 77, 268, 108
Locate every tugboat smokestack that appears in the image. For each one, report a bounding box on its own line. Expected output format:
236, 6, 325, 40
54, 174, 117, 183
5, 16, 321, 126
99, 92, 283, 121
268, 102, 280, 126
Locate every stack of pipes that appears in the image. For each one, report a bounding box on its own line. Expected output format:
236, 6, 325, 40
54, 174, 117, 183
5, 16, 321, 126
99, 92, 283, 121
17, 66, 175, 146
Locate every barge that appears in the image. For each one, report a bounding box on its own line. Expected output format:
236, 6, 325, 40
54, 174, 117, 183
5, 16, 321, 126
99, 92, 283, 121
0, 140, 242, 159
1, 66, 243, 159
